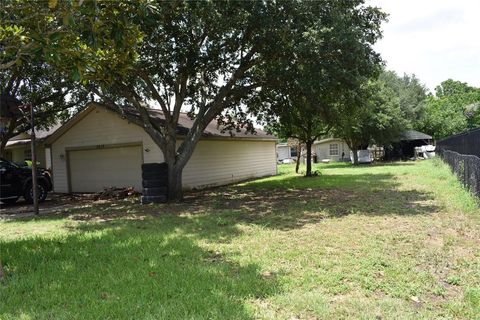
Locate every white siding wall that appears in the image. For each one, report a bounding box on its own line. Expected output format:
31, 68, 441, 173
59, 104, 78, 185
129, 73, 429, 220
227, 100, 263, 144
315, 140, 350, 162
182, 140, 276, 189
51, 106, 276, 192
7, 145, 46, 167
276, 145, 290, 160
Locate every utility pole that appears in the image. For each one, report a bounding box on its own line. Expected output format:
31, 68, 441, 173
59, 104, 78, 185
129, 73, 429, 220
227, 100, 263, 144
28, 104, 39, 215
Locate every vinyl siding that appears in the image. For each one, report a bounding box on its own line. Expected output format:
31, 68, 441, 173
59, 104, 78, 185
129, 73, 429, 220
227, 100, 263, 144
51, 106, 276, 192
276, 145, 291, 160
6, 145, 46, 168
51, 107, 163, 193
315, 139, 350, 162
182, 140, 276, 189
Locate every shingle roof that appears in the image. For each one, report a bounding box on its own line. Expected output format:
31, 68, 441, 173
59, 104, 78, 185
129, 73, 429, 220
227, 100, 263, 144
115, 104, 275, 140
11, 123, 62, 140
7, 123, 62, 147
400, 130, 432, 141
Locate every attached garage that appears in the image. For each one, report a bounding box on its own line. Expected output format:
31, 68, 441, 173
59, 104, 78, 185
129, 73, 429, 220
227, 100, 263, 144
68, 145, 143, 192
46, 103, 277, 193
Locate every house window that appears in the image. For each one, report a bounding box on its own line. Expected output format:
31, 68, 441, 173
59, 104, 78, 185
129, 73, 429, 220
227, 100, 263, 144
24, 149, 32, 160
290, 147, 297, 158
329, 144, 339, 156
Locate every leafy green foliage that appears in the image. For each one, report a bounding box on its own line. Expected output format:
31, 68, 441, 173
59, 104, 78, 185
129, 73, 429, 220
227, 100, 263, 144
0, 2, 93, 155
334, 76, 408, 164
252, 0, 386, 174
378, 70, 429, 127
418, 80, 480, 139
0, 0, 142, 80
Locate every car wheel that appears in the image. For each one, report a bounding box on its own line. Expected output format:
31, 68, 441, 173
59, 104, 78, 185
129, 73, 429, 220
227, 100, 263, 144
1, 197, 19, 205
24, 183, 48, 204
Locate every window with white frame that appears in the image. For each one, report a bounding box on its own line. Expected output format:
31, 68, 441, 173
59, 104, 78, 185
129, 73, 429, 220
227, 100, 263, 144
329, 143, 339, 156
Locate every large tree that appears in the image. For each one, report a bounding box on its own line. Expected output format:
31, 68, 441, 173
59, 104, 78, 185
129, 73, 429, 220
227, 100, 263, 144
0, 1, 96, 155
252, 0, 386, 175
66, 1, 294, 200
378, 70, 429, 127
334, 79, 406, 164
262, 95, 331, 176
418, 79, 480, 139
0, 63, 89, 157
2, 1, 386, 199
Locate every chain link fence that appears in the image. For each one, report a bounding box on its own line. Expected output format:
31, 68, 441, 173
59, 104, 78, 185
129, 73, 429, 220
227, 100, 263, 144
437, 128, 480, 198
440, 150, 480, 198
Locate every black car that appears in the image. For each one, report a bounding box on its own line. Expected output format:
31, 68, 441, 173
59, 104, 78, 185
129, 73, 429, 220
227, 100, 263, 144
0, 158, 53, 204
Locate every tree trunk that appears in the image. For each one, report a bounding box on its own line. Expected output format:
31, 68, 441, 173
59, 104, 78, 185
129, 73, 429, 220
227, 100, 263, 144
305, 140, 313, 176
167, 165, 183, 202
162, 133, 184, 202
0, 139, 7, 158
352, 148, 359, 165
0, 116, 17, 158
295, 144, 301, 173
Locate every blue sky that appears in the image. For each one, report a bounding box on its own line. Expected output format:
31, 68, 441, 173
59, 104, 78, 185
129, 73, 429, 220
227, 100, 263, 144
369, 0, 480, 93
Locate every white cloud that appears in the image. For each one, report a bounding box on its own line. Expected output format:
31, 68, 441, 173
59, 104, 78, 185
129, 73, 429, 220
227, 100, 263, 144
369, 0, 480, 92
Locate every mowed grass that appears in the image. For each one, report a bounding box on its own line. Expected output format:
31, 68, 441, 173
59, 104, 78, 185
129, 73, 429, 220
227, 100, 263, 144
1, 159, 479, 319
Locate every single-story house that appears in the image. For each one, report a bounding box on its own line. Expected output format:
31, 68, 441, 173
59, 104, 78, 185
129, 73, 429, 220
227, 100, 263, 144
44, 103, 277, 193
276, 142, 297, 162
314, 138, 351, 162
4, 124, 61, 169
276, 138, 351, 163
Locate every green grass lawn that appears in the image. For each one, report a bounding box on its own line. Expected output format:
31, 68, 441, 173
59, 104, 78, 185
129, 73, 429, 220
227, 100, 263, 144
1, 159, 479, 319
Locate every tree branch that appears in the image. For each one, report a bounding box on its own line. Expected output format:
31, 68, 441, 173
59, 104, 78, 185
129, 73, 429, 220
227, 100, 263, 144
139, 71, 170, 120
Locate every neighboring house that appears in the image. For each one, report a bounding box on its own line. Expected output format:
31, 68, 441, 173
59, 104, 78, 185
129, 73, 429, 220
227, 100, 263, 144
44, 103, 277, 193
276, 142, 298, 162
277, 138, 351, 163
314, 138, 351, 162
4, 124, 61, 169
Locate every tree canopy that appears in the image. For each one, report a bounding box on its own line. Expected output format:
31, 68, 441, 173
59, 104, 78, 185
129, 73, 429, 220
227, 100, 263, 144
418, 79, 480, 139
334, 76, 407, 164
252, 0, 386, 174
0, 1, 91, 156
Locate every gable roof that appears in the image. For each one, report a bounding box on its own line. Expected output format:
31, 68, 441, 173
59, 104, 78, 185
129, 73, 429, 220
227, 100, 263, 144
116, 104, 273, 140
46, 102, 275, 144
6, 123, 62, 148
9, 123, 63, 141
314, 137, 345, 144
400, 130, 432, 141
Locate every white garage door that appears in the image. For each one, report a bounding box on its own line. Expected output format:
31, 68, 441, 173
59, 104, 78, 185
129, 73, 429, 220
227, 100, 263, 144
69, 145, 142, 193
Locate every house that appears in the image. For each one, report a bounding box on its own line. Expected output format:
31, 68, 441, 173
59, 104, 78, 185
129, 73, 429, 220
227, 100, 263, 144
313, 138, 351, 162
44, 103, 277, 193
276, 142, 297, 162
276, 138, 351, 163
4, 124, 61, 169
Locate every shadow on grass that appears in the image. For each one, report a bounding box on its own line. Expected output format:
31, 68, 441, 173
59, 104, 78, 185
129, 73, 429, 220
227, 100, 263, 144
3, 167, 440, 233
1, 165, 442, 317
299, 161, 417, 170
0, 215, 279, 319
185, 171, 440, 230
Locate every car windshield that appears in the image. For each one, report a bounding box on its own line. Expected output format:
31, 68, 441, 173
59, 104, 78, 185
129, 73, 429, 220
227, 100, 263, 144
0, 158, 20, 168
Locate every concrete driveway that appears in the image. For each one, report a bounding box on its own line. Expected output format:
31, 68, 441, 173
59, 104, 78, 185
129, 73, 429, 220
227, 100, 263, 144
0, 194, 93, 219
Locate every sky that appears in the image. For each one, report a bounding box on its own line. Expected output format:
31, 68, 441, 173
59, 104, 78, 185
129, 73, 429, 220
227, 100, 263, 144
369, 0, 480, 93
